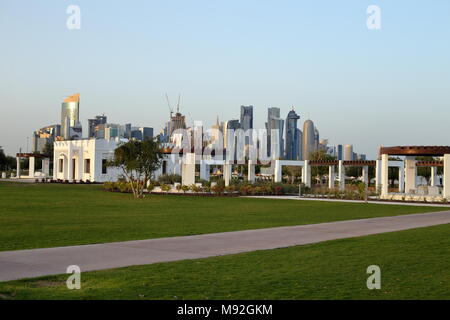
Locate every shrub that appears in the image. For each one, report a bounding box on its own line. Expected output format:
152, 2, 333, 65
211, 184, 225, 195
181, 185, 190, 193
160, 184, 171, 194
158, 174, 181, 185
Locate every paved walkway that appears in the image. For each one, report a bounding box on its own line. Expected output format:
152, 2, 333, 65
1, 210, 450, 282
246, 195, 450, 207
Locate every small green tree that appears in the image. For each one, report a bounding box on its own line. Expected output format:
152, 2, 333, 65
109, 139, 163, 198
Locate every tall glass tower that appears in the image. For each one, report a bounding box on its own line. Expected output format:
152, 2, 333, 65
285, 109, 300, 160
61, 93, 80, 140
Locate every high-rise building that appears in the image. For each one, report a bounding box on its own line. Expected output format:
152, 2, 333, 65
285, 109, 301, 160
61, 93, 81, 140
344, 144, 354, 160
32, 124, 61, 153
240, 105, 253, 131
302, 119, 316, 160
88, 115, 107, 138
265, 107, 284, 159
336, 144, 343, 160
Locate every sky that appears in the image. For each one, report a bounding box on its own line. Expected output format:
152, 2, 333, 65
1, 0, 449, 158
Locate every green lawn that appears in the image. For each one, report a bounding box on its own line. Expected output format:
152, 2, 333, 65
1, 223, 449, 299
0, 182, 446, 251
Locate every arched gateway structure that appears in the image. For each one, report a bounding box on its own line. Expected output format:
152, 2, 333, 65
379, 146, 450, 200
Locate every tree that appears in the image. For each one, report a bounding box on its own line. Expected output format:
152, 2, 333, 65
109, 139, 163, 198
309, 150, 336, 184
42, 141, 54, 156
0, 147, 15, 171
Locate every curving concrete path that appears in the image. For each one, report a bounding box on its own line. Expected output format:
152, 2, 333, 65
1, 210, 450, 282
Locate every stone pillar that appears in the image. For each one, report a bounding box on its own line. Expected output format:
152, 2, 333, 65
274, 160, 282, 183
223, 163, 232, 187
431, 167, 438, 187
67, 146, 73, 181
42, 158, 50, 177
53, 149, 58, 180
328, 165, 335, 189
28, 156, 35, 178
182, 153, 196, 186
338, 160, 345, 191
443, 155, 450, 199
375, 160, 381, 191
16, 157, 21, 179
248, 160, 256, 183
404, 156, 417, 194
381, 154, 389, 197
302, 160, 311, 188
398, 162, 405, 193
200, 161, 210, 181
362, 166, 369, 186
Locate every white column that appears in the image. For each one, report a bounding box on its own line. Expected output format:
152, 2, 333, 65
223, 163, 232, 186
67, 145, 72, 181
404, 156, 417, 194
443, 155, 450, 199
42, 158, 50, 177
248, 160, 255, 183
53, 148, 58, 180
274, 160, 282, 183
362, 166, 369, 185
200, 161, 210, 181
381, 154, 389, 197
375, 160, 382, 191
28, 156, 35, 178
398, 162, 405, 193
16, 157, 21, 179
302, 160, 311, 188
182, 153, 196, 186
431, 167, 438, 187
338, 160, 345, 191
328, 165, 335, 189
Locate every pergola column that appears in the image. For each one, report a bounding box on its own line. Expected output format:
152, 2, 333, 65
404, 156, 417, 194
182, 153, 196, 186
53, 149, 58, 180
338, 160, 345, 191
16, 156, 21, 178
42, 158, 50, 177
200, 161, 210, 181
328, 165, 335, 189
362, 166, 369, 186
302, 160, 311, 188
274, 160, 282, 183
28, 156, 35, 178
443, 154, 450, 198
375, 160, 382, 191
223, 162, 232, 187
380, 154, 389, 197
248, 160, 256, 183
398, 162, 405, 193
431, 167, 438, 187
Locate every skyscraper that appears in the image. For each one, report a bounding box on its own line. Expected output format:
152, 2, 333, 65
240, 105, 253, 131
88, 114, 107, 138
336, 144, 343, 160
285, 109, 301, 160
266, 107, 284, 159
61, 93, 81, 140
302, 119, 316, 160
344, 144, 354, 160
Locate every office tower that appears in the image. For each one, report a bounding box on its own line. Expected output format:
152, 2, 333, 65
61, 93, 81, 140
336, 144, 343, 160
285, 109, 301, 160
210, 116, 223, 146
302, 119, 315, 160
344, 144, 354, 160
314, 127, 320, 151
88, 115, 107, 138
130, 127, 154, 141
297, 128, 303, 160
32, 124, 61, 153
266, 107, 284, 159
240, 105, 253, 131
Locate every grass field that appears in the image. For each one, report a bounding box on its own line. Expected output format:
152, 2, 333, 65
1, 222, 449, 299
0, 182, 446, 252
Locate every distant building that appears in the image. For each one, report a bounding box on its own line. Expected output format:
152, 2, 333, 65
266, 107, 284, 159
61, 93, 82, 140
240, 105, 253, 131
302, 119, 315, 160
285, 109, 301, 160
344, 144, 354, 160
32, 124, 61, 153
88, 115, 107, 138
336, 144, 343, 160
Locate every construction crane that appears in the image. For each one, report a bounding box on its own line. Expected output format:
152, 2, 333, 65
165, 93, 174, 117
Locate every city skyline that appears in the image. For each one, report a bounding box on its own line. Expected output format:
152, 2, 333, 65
1, 1, 450, 157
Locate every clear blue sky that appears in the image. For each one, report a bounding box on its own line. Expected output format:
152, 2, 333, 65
1, 0, 449, 158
